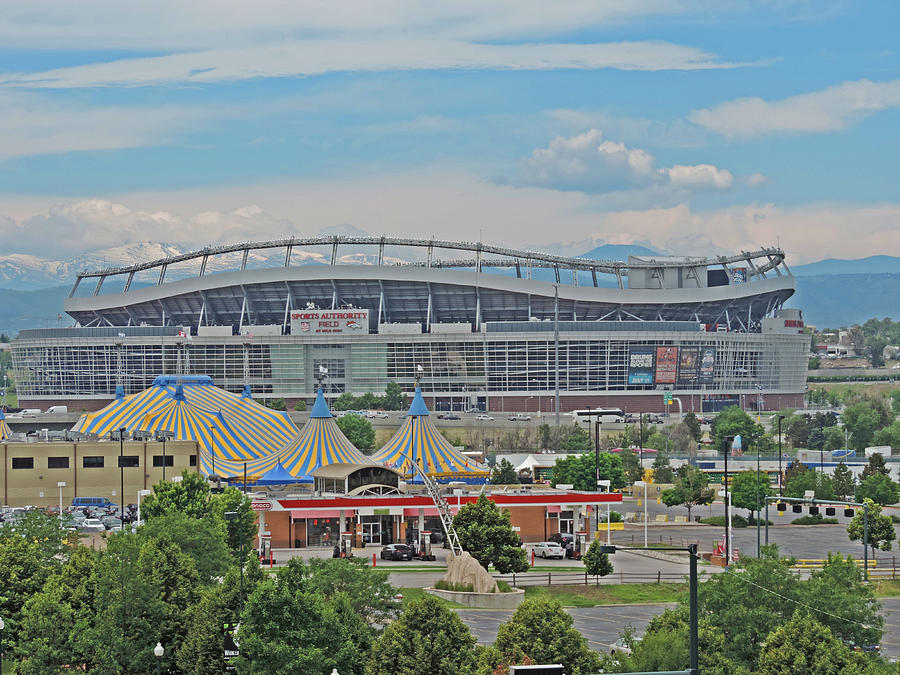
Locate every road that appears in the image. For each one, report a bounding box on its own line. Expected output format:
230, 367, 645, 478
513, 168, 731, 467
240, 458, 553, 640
455, 597, 900, 661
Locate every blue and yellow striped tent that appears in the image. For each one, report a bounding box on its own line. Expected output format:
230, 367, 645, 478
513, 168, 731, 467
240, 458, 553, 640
371, 387, 489, 484
274, 389, 373, 483
0, 410, 11, 441
71, 375, 299, 475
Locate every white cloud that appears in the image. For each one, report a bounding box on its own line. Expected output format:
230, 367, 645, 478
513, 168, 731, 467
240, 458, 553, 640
690, 78, 900, 138
0, 40, 744, 90
517, 129, 733, 194
746, 172, 768, 186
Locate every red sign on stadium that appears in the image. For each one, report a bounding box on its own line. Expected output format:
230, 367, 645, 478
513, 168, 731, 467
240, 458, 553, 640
289, 309, 369, 335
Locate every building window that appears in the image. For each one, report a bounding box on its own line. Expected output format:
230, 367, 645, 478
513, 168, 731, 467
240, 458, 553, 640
48, 456, 70, 469
152, 455, 174, 467
189, 455, 197, 467
118, 456, 140, 468
11, 457, 34, 469
83, 456, 104, 468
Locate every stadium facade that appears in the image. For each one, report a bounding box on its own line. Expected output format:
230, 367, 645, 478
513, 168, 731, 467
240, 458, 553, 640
11, 237, 809, 413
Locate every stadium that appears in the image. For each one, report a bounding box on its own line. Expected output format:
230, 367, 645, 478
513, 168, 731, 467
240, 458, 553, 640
11, 237, 809, 413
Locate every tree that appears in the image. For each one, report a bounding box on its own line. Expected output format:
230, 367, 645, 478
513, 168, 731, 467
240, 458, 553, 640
832, 461, 856, 499
336, 414, 376, 451
483, 597, 602, 675
872, 420, 900, 450
856, 473, 900, 506
141, 470, 213, 519
729, 470, 773, 520
712, 405, 765, 452
332, 392, 357, 410
382, 381, 407, 411
807, 426, 825, 451
210, 486, 257, 561
847, 499, 896, 558
366, 594, 476, 675
305, 557, 400, 627
661, 464, 714, 521
842, 401, 890, 451
757, 613, 866, 675
823, 426, 845, 452
452, 494, 528, 573
784, 469, 836, 501
293, 399, 307, 411
651, 451, 675, 483
562, 424, 592, 452
551, 452, 625, 491
861, 452, 891, 480
0, 534, 57, 650
1, 508, 74, 561
490, 458, 519, 484
683, 412, 702, 441
667, 423, 696, 455
268, 397, 287, 411
582, 540, 613, 582
138, 511, 231, 583
619, 447, 643, 483
784, 460, 806, 485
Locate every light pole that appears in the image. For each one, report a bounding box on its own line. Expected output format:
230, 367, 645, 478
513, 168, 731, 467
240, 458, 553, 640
776, 414, 784, 496
153, 641, 164, 675
210, 422, 217, 484
225, 511, 245, 610
634, 480, 648, 548
602, 544, 699, 675
0, 616, 5, 673
118, 426, 126, 522
57, 481, 66, 518
598, 479, 612, 544
156, 431, 173, 480
137, 489, 151, 528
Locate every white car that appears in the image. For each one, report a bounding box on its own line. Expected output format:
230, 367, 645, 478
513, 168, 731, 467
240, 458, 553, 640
532, 542, 565, 559
79, 518, 106, 533
508, 413, 532, 422
474, 414, 494, 421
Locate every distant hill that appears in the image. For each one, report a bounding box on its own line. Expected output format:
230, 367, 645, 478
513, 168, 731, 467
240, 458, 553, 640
791, 255, 900, 277
0, 286, 69, 336
790, 273, 900, 328
579, 243, 661, 260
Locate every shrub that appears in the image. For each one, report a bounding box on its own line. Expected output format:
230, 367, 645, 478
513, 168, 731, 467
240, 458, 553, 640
792, 514, 839, 525
700, 515, 748, 528
434, 580, 475, 593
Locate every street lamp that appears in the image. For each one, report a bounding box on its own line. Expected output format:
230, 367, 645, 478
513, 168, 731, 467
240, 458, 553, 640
776, 414, 784, 496
224, 511, 244, 610
153, 641, 164, 675
117, 426, 126, 522
633, 480, 648, 548
597, 479, 612, 544
723, 435, 739, 565
155, 430, 173, 480
0, 616, 5, 673
137, 489, 151, 528
602, 544, 699, 675
57, 481, 66, 519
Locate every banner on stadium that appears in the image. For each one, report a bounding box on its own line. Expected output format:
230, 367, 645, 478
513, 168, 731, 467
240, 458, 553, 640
699, 347, 716, 383
290, 309, 369, 335
655, 346, 678, 384
627, 347, 655, 385
677, 348, 699, 386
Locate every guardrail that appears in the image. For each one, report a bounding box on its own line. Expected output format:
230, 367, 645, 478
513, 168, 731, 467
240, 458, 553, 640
494, 571, 708, 587
864, 568, 900, 581
792, 559, 877, 569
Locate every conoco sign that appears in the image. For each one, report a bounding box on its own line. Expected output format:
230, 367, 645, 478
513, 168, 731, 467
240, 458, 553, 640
251, 501, 273, 510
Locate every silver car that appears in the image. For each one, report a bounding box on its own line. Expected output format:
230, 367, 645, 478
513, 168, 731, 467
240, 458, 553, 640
79, 518, 106, 533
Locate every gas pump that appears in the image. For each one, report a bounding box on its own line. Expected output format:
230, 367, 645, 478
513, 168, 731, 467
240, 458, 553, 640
340, 531, 354, 558
259, 536, 274, 565
574, 531, 587, 560
417, 530, 435, 561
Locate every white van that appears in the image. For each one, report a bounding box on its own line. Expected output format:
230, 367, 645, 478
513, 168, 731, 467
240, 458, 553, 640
47, 405, 68, 414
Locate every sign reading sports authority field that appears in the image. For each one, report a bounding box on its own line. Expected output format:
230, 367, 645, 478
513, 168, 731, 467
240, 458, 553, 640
290, 309, 369, 335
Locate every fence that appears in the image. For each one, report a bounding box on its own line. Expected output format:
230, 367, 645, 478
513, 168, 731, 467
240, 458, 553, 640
493, 571, 709, 587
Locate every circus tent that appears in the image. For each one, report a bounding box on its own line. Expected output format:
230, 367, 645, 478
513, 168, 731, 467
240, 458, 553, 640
71, 375, 299, 475
0, 410, 10, 441
370, 387, 489, 484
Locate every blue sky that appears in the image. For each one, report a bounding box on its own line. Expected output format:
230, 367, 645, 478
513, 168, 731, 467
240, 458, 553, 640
0, 1, 898, 263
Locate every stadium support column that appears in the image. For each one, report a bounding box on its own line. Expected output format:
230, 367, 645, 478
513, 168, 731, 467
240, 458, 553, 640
554, 285, 560, 426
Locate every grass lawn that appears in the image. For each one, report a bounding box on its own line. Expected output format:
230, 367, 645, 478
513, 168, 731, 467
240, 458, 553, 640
872, 580, 900, 597
523, 583, 687, 607
397, 587, 468, 608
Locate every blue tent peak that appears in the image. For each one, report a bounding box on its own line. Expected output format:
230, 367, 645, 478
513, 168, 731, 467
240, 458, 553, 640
0, 409, 5, 420
257, 459, 303, 485
407, 387, 430, 416
174, 382, 185, 401
310, 389, 333, 418
152, 375, 214, 387
241, 384, 252, 398
115, 385, 125, 400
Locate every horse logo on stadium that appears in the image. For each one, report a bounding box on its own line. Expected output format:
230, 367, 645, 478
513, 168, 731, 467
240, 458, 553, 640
346, 321, 363, 330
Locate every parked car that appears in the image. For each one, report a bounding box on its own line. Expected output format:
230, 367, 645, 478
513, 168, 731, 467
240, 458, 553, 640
548, 532, 577, 558
79, 518, 106, 533
443, 413, 461, 420
366, 410, 389, 419
474, 414, 494, 421
101, 516, 123, 531
508, 413, 532, 421
532, 541, 565, 559
380, 544, 413, 561
610, 636, 641, 655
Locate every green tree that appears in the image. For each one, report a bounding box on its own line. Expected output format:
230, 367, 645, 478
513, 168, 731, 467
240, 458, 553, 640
582, 539, 613, 582
832, 461, 856, 499
333, 392, 357, 410
490, 457, 520, 484
757, 613, 870, 675
784, 460, 807, 485
141, 470, 213, 519
482, 597, 602, 675
842, 401, 890, 451
856, 473, 900, 506
872, 420, 900, 450
807, 426, 825, 451
452, 494, 529, 573
305, 557, 399, 626
651, 451, 675, 483
861, 452, 891, 480
729, 470, 774, 520
551, 452, 626, 491
683, 412, 702, 441
661, 464, 714, 521
268, 397, 287, 411
712, 405, 766, 452
823, 426, 845, 452
1, 507, 74, 560
336, 413, 376, 451
366, 594, 476, 675
382, 381, 407, 411
562, 424, 592, 452
619, 447, 643, 484
847, 499, 896, 557
293, 399, 307, 411
785, 469, 836, 501
0, 535, 57, 650
138, 511, 231, 583
210, 486, 257, 561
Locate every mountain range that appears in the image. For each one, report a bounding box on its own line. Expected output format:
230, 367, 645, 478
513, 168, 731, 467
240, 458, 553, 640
0, 242, 896, 335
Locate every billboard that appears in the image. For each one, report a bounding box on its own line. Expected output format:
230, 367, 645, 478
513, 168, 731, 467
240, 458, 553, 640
655, 346, 678, 384
699, 347, 716, 383
677, 348, 699, 386
290, 309, 369, 335
627, 347, 655, 385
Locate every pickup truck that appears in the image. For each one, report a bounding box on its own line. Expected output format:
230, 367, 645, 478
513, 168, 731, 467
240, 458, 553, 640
508, 413, 532, 421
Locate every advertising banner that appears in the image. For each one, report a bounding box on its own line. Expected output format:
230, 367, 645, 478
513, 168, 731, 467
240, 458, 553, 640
677, 348, 699, 386
655, 346, 678, 384
290, 309, 369, 335
627, 347, 655, 385
699, 347, 716, 383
